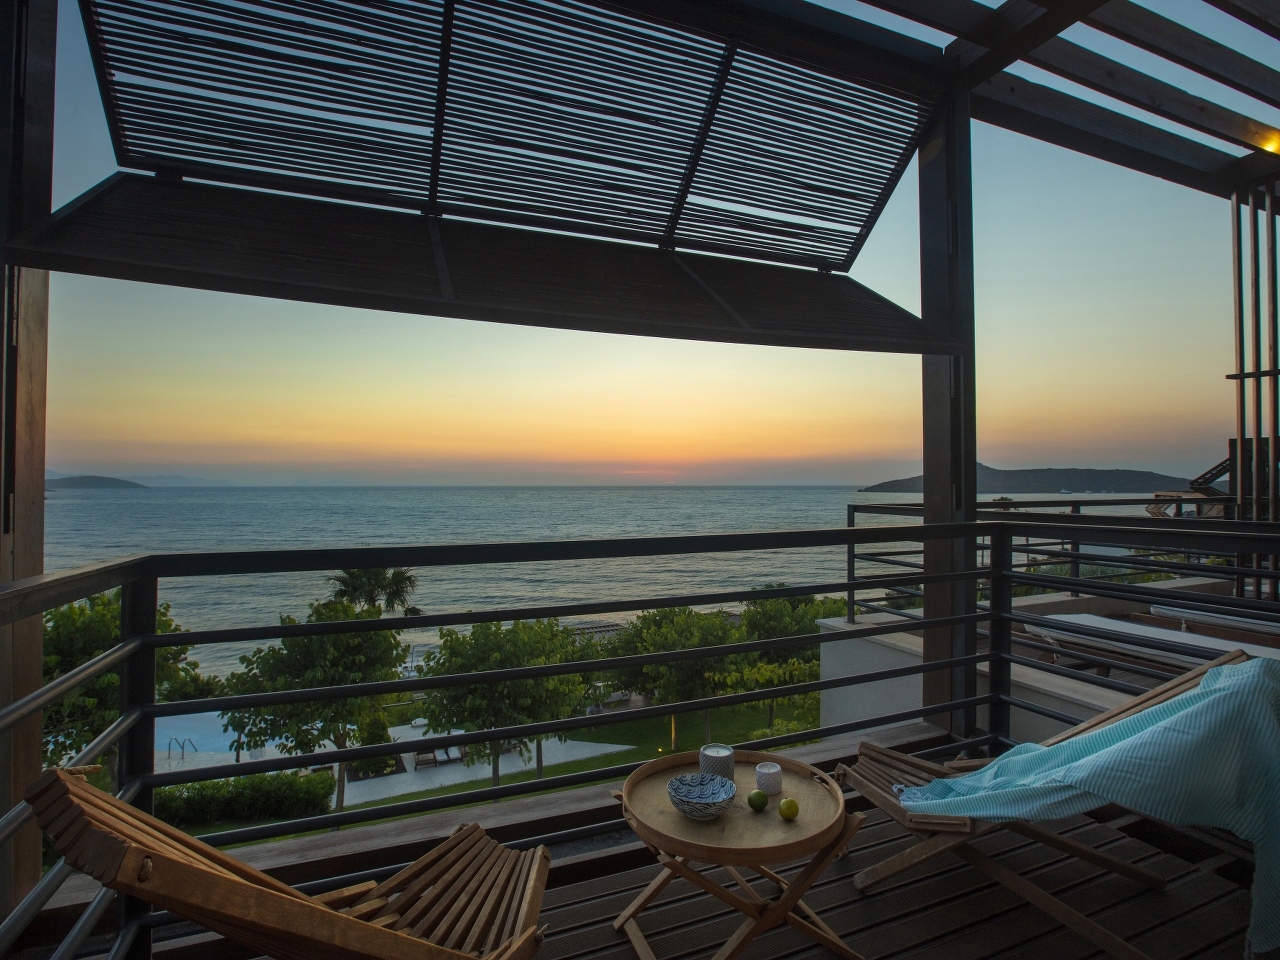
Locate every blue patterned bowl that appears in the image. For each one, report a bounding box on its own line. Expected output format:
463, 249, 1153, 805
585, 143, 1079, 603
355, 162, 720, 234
668, 773, 737, 820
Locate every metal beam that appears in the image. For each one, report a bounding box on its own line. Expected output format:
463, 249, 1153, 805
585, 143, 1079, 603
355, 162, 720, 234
1203, 0, 1280, 43
1086, 0, 1280, 113
663, 42, 735, 248
972, 71, 1239, 196
1024, 37, 1280, 153
950, 0, 1111, 89
865, 0, 1280, 153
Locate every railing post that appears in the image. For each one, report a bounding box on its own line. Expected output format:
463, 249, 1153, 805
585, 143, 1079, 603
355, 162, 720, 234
1069, 503, 1080, 597
846, 504, 856, 623
988, 527, 1012, 754
117, 577, 157, 960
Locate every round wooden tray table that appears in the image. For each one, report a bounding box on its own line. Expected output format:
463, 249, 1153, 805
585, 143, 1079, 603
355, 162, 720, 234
612, 750, 865, 960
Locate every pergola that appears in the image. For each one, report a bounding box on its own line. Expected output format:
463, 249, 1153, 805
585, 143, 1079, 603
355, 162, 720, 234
1, 0, 1279, 912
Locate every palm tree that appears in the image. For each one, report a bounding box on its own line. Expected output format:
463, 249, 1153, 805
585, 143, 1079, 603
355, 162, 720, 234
327, 567, 420, 614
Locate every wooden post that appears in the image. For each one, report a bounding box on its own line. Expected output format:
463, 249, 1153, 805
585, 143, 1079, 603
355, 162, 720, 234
918, 88, 977, 736
0, 0, 55, 913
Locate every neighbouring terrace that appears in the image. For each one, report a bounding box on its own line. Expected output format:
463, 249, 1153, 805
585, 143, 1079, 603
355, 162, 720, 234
2, 1, 1280, 960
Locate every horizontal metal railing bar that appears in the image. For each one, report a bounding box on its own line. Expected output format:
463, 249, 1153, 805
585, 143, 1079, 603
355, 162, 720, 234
854, 497, 1230, 512
143, 646, 993, 788
141, 524, 983, 580
196, 761, 647, 846
1003, 654, 1149, 695
0, 638, 144, 735
1001, 520, 1280, 555
0, 860, 75, 957
196, 690, 997, 846
1013, 546, 1248, 581
735, 695, 995, 752
1000, 694, 1087, 727
0, 709, 141, 847
51, 886, 115, 960
912, 734, 998, 761
854, 554, 925, 571
1009, 636, 1180, 680
1011, 609, 1229, 660
148, 611, 988, 718
852, 600, 923, 620
0, 555, 148, 628
148, 569, 984, 649
1008, 569, 1280, 623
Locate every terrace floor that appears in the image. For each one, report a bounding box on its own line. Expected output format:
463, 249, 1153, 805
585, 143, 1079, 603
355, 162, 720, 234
538, 808, 1252, 960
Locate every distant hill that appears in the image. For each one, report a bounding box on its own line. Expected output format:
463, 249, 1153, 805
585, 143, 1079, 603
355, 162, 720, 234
861, 463, 1191, 494
46, 475, 146, 490
124, 475, 235, 487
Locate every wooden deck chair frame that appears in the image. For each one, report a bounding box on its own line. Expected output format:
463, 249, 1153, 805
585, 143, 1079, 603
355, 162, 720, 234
25, 769, 550, 960
835, 649, 1251, 960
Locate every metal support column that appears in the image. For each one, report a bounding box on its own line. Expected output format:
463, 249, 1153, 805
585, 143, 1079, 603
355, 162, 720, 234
988, 527, 1012, 753
846, 504, 856, 623
117, 578, 158, 960
919, 88, 977, 737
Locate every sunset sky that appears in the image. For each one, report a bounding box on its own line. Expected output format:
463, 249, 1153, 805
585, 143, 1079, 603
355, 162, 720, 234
45, 1, 1280, 485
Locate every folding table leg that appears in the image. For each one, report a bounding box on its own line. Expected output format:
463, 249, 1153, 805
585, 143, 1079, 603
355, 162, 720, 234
613, 864, 678, 931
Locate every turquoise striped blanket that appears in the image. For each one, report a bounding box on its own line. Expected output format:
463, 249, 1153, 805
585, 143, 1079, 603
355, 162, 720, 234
899, 658, 1280, 954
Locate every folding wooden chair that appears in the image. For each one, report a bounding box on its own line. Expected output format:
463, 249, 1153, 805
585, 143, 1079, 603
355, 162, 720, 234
836, 649, 1251, 960
25, 769, 550, 960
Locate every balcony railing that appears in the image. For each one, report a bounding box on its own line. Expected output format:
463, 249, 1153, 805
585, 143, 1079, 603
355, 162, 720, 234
1, 516, 1277, 960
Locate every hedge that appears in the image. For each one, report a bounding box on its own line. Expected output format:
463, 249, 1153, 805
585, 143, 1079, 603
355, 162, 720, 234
155, 770, 335, 828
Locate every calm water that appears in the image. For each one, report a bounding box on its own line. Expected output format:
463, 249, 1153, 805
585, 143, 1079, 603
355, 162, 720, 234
43, 486, 1129, 676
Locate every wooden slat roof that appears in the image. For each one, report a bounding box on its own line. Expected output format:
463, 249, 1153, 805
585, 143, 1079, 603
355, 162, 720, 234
79, 0, 935, 271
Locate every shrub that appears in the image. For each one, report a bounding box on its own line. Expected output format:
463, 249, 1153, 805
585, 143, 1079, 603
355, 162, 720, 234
154, 770, 335, 829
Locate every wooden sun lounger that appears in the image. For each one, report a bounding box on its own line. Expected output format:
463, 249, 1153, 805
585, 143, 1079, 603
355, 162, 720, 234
25, 769, 550, 960
835, 648, 1251, 960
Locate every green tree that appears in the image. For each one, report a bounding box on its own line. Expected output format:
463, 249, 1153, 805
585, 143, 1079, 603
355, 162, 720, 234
607, 608, 753, 750
220, 599, 407, 811
42, 590, 215, 772
327, 567, 420, 614
741, 587, 846, 663
714, 658, 820, 741
422, 619, 588, 789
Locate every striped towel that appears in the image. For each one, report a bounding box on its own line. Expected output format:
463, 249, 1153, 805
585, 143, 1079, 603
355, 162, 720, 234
900, 658, 1280, 954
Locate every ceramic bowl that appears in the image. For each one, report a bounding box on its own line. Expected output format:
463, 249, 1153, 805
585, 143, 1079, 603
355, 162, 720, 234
668, 773, 737, 820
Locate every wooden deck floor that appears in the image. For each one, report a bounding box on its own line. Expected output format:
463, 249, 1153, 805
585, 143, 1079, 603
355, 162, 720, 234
537, 809, 1252, 960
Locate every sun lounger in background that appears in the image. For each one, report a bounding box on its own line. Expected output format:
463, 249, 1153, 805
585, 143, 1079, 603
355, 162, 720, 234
26, 769, 550, 960
837, 649, 1253, 960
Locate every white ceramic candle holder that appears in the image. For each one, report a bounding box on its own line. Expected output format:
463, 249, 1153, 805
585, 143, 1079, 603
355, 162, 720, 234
699, 743, 735, 780
755, 761, 782, 795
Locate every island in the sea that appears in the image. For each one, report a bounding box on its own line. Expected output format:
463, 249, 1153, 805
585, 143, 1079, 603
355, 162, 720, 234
45, 475, 147, 490
862, 463, 1191, 494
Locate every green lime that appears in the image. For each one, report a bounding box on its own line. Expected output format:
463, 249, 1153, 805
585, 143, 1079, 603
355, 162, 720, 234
747, 789, 768, 811
778, 797, 799, 821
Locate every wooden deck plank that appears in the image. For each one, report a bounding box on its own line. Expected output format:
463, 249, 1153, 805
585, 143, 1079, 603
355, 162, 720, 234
534, 808, 1252, 960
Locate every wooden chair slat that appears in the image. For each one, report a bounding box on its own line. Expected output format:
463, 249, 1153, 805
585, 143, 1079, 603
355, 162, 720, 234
513, 848, 550, 940
463, 849, 520, 956
317, 880, 379, 910
362, 823, 483, 906
411, 840, 505, 940
496, 851, 536, 948
485, 851, 532, 956
445, 855, 514, 952
395, 836, 498, 932
383, 830, 490, 924
439, 846, 513, 949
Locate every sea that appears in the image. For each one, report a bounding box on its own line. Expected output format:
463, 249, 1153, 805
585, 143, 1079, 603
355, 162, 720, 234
43, 486, 1134, 678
